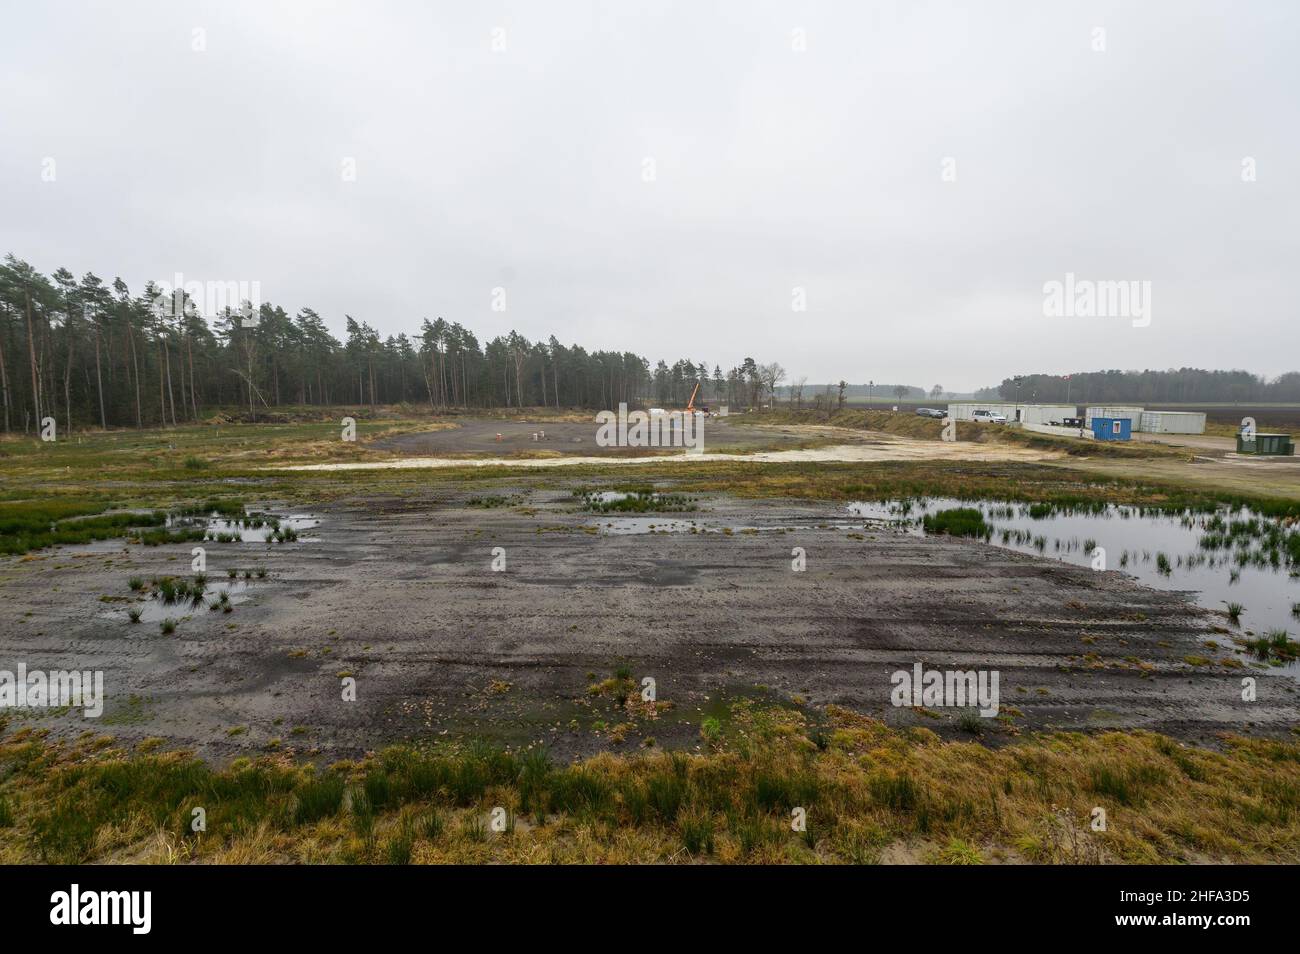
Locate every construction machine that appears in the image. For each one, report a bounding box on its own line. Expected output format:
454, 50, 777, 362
685, 381, 709, 417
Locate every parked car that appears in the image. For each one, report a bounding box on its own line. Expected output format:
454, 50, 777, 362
972, 409, 1008, 424
914, 407, 946, 418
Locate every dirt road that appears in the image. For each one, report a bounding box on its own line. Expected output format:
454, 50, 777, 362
370, 416, 808, 456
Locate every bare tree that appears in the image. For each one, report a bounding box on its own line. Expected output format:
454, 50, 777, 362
760, 362, 786, 407
792, 375, 807, 409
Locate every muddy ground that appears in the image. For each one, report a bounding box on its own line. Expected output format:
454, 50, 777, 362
2, 487, 1296, 762
371, 416, 833, 456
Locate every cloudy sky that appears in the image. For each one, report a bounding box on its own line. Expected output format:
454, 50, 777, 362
3, 0, 1296, 391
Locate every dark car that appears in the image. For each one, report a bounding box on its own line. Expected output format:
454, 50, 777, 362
915, 407, 946, 419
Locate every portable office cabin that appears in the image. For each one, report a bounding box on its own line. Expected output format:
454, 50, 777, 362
1236, 432, 1295, 456
947, 402, 1075, 424
1018, 404, 1077, 425
1091, 416, 1132, 441
1139, 411, 1207, 434
1085, 406, 1144, 428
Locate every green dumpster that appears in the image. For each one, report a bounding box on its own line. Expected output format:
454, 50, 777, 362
1236, 432, 1296, 455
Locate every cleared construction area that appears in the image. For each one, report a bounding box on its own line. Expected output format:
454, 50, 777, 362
4, 486, 1294, 761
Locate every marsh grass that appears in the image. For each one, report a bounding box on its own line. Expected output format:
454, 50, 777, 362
922, 508, 989, 538
576, 489, 697, 514
1244, 630, 1299, 662
0, 505, 168, 556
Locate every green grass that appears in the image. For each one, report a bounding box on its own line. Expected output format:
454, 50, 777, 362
0, 504, 168, 556
574, 489, 697, 513
922, 507, 989, 538
1244, 630, 1299, 662
293, 774, 346, 824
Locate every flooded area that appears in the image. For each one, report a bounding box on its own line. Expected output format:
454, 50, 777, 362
850, 498, 1300, 673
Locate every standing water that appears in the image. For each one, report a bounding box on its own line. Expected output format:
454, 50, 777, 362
850, 498, 1300, 675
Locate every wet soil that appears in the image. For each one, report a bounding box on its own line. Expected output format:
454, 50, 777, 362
370, 416, 818, 457
2, 488, 1294, 763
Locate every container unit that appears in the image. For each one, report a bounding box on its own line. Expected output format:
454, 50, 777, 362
1091, 416, 1132, 441
947, 403, 1076, 424
1018, 404, 1078, 425
1236, 433, 1295, 456
1138, 411, 1207, 434
1085, 406, 1144, 428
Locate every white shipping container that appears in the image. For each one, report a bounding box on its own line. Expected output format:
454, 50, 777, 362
1139, 411, 1207, 434
947, 403, 1076, 424
1019, 405, 1078, 425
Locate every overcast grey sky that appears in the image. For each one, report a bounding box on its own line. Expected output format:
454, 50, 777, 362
3, 0, 1296, 391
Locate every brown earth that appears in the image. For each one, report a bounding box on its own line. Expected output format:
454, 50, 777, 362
369, 415, 830, 457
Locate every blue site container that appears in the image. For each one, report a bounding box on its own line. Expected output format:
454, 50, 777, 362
1091, 416, 1131, 441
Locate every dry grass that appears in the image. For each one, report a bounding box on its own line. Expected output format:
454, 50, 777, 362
1, 705, 1296, 865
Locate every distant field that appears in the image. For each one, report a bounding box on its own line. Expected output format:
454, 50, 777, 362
1141, 404, 1300, 434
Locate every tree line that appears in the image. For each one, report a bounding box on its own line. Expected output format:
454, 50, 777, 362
988, 369, 1300, 406
0, 255, 784, 432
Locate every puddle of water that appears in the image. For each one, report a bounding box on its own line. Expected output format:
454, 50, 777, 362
598, 518, 704, 535
851, 498, 1300, 675
595, 519, 866, 536
167, 512, 320, 543
103, 580, 254, 624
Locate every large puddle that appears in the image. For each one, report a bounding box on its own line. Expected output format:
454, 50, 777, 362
852, 498, 1300, 674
